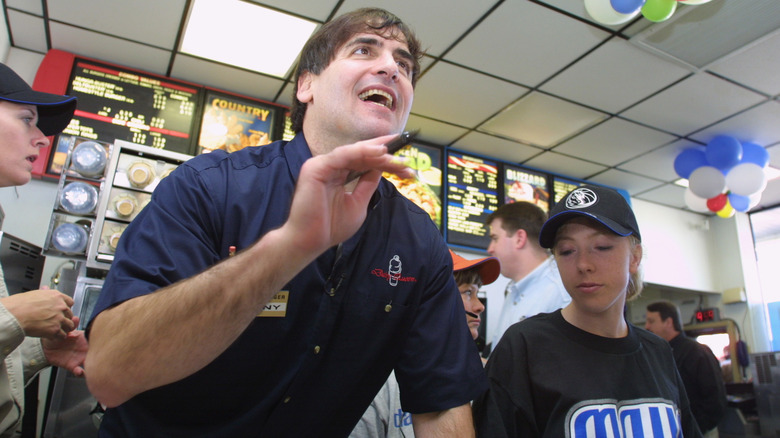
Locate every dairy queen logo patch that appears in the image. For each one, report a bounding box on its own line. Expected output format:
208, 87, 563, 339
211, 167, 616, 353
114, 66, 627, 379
370, 255, 418, 285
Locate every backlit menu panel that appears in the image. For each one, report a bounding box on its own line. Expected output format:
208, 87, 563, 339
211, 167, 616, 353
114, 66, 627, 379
62, 60, 200, 154
553, 176, 581, 204
504, 165, 550, 213
446, 152, 499, 249
384, 142, 443, 228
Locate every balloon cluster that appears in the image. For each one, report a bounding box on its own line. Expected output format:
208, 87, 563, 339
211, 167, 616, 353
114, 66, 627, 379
584, 0, 711, 26
675, 135, 769, 218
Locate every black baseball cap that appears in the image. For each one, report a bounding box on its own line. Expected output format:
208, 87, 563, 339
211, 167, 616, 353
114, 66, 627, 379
0, 63, 76, 136
539, 184, 641, 249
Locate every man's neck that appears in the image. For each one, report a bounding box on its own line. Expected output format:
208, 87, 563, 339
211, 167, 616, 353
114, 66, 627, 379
510, 252, 549, 283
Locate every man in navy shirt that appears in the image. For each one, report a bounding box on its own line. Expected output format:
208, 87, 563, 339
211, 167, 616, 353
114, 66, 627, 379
85, 8, 487, 437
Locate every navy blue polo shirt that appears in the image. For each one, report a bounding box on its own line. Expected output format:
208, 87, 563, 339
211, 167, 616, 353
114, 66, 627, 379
89, 134, 487, 437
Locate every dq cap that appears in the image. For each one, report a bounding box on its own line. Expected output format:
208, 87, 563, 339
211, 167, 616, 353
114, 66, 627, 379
539, 184, 641, 249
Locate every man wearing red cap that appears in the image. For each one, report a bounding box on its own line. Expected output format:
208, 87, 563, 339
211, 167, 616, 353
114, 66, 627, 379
0, 62, 86, 436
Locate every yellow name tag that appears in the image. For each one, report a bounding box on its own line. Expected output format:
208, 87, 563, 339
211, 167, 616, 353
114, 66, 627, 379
257, 291, 289, 317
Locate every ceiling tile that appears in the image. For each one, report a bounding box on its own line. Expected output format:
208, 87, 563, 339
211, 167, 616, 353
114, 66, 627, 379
690, 100, 780, 148
618, 139, 698, 182
587, 168, 663, 195
412, 61, 528, 128
404, 114, 469, 146
708, 31, 780, 97
6, 10, 46, 52
48, 0, 186, 50
768, 144, 780, 169
523, 151, 606, 179
444, 0, 610, 87
336, 0, 497, 57
634, 183, 688, 209
480, 91, 608, 147
4, 48, 44, 83
171, 55, 287, 103
553, 117, 677, 166
49, 22, 173, 76
451, 131, 545, 164
621, 72, 767, 136
6, 0, 40, 15
252, 0, 339, 21
541, 39, 692, 113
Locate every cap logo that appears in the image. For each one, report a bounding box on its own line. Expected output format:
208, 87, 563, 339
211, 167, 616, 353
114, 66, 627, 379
565, 188, 597, 210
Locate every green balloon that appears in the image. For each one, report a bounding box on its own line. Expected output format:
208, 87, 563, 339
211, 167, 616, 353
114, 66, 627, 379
641, 0, 677, 22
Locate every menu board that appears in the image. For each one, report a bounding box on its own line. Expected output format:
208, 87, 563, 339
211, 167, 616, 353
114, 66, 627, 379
197, 91, 277, 154
504, 165, 550, 213
446, 152, 499, 249
553, 176, 582, 204
61, 60, 200, 154
384, 142, 442, 228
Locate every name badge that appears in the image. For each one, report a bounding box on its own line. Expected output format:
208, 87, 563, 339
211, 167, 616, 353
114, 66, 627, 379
257, 291, 289, 317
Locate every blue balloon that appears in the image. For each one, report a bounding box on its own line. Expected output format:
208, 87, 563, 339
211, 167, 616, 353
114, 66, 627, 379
741, 142, 769, 168
705, 135, 742, 171
728, 192, 750, 212
610, 0, 645, 14
674, 148, 707, 179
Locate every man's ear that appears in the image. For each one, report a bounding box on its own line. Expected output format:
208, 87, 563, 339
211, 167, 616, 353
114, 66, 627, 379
297, 71, 314, 104
514, 229, 527, 249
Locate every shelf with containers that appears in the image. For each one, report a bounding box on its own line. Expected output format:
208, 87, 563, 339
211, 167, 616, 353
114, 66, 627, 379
86, 139, 193, 270
43, 136, 112, 260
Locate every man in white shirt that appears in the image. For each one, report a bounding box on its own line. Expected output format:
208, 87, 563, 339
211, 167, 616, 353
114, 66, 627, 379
485, 201, 570, 353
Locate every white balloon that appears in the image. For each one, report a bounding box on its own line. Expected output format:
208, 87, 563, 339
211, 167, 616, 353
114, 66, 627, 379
684, 188, 710, 213
688, 166, 726, 199
726, 163, 767, 196
584, 0, 640, 25
679, 0, 711, 4
749, 192, 762, 209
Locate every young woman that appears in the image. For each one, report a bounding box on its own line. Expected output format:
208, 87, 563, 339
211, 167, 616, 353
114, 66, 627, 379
473, 184, 702, 438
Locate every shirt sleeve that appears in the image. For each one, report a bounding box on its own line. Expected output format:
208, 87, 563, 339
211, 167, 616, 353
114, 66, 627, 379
473, 329, 538, 438
88, 164, 223, 327
692, 345, 728, 431
393, 240, 488, 414
0, 302, 25, 359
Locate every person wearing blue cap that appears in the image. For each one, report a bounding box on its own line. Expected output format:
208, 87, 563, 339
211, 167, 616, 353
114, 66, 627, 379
0, 62, 85, 436
473, 184, 703, 437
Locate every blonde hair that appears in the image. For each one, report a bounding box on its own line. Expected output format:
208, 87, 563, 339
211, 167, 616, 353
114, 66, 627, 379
626, 235, 643, 301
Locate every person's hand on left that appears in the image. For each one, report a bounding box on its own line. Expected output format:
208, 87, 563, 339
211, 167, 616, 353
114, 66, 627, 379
43, 323, 88, 376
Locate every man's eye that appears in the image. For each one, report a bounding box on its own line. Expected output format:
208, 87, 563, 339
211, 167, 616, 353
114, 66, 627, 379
397, 60, 411, 75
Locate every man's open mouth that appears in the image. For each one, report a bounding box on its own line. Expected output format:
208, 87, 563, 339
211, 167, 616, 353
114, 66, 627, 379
359, 89, 394, 110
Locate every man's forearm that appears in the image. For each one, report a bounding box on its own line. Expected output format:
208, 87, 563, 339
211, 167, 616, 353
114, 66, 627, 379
412, 404, 475, 438
85, 226, 317, 407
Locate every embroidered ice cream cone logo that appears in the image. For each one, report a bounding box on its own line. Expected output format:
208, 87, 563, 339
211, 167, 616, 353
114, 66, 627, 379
565, 187, 597, 209
388, 255, 402, 286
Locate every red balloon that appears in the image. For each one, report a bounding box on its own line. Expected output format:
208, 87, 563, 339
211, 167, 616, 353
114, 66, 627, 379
707, 193, 728, 212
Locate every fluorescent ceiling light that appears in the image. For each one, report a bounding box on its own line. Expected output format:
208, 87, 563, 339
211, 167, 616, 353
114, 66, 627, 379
181, 0, 317, 78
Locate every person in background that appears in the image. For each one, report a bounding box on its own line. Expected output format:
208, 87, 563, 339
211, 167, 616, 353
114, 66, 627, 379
645, 300, 727, 437
473, 185, 702, 437
484, 201, 570, 354
351, 249, 499, 438
84, 8, 486, 438
0, 62, 87, 436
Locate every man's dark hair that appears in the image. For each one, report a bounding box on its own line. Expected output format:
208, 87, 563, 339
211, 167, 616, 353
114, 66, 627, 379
647, 300, 683, 332
485, 201, 547, 244
290, 8, 424, 133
